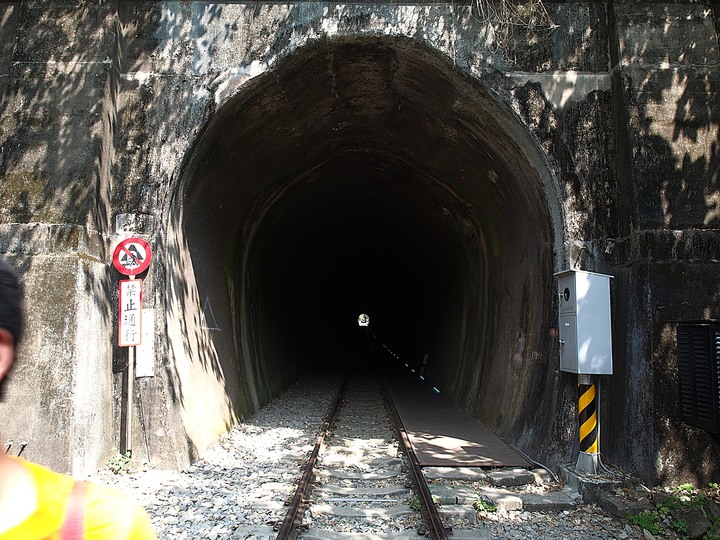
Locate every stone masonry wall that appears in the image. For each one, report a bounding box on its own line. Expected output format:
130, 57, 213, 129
0, 2, 117, 474
0, 1, 717, 484
609, 1, 720, 483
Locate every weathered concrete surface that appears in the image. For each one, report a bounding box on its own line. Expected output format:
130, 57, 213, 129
0, 225, 112, 474
0, 1, 717, 487
606, 1, 720, 485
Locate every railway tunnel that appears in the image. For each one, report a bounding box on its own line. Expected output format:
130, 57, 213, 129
164, 37, 564, 457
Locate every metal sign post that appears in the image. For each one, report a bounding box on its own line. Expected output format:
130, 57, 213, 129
113, 238, 152, 456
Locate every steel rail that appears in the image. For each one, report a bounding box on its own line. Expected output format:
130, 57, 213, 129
382, 378, 449, 540
275, 376, 347, 540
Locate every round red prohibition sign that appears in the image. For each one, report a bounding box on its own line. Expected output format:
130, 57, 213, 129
112, 237, 152, 276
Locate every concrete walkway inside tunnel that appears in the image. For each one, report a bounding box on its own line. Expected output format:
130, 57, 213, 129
384, 368, 531, 468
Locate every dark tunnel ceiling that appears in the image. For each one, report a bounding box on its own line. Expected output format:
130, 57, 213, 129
184, 37, 554, 374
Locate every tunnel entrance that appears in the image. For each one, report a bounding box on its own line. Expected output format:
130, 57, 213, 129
166, 36, 562, 452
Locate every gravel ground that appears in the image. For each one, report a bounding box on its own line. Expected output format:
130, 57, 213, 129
93, 374, 342, 539
483, 506, 659, 540
91, 374, 683, 539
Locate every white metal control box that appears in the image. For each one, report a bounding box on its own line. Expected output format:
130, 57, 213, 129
555, 269, 613, 375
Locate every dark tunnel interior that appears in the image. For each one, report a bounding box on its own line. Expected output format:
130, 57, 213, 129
174, 36, 560, 445
254, 154, 466, 372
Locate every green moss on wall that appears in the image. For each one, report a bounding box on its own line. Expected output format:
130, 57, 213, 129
0, 171, 48, 223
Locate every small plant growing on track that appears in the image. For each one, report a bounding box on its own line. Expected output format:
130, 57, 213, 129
473, 499, 498, 512
407, 495, 421, 512
627, 483, 720, 538
670, 519, 688, 535
107, 452, 132, 475
628, 510, 662, 535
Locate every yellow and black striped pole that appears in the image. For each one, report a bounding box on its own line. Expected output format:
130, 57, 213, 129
576, 374, 599, 474
579, 381, 598, 453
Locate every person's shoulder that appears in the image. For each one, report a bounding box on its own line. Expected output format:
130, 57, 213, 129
20, 458, 73, 487
84, 482, 157, 539
0, 458, 73, 539
17, 458, 75, 510
4, 459, 156, 540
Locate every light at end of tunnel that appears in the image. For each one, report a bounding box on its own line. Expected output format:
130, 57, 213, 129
358, 313, 370, 327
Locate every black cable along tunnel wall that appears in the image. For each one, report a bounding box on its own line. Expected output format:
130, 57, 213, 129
169, 36, 563, 453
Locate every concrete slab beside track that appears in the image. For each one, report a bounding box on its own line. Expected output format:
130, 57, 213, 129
385, 376, 531, 468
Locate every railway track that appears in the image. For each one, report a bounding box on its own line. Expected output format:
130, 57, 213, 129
276, 373, 449, 540
99, 369, 641, 539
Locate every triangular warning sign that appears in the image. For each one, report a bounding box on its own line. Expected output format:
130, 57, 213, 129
201, 297, 220, 331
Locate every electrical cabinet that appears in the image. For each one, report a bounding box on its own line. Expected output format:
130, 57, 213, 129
555, 270, 613, 375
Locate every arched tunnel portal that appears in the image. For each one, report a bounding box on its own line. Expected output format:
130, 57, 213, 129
164, 37, 564, 457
